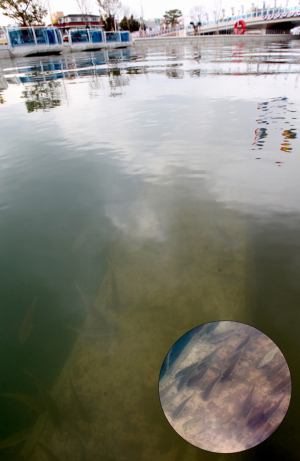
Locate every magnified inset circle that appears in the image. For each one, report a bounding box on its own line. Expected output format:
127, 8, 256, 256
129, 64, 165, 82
159, 321, 291, 453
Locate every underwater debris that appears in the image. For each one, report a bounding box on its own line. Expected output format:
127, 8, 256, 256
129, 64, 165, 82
19, 297, 37, 344
24, 369, 62, 427
0, 427, 32, 449
37, 442, 62, 461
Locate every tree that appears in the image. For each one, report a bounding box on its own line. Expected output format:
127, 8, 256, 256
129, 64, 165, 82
119, 14, 139, 32
190, 5, 206, 23
163, 9, 182, 27
0, 0, 47, 26
76, 0, 93, 15
96, 0, 122, 31
210, 0, 223, 34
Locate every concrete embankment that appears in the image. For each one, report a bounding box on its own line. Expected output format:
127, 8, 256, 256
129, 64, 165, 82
133, 34, 300, 46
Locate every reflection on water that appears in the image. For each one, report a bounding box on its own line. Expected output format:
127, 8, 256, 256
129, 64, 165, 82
0, 40, 300, 460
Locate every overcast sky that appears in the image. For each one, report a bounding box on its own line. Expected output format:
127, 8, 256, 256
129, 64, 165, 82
1, 0, 299, 26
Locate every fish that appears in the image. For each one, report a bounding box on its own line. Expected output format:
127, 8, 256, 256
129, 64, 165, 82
266, 361, 287, 381
272, 376, 291, 395
234, 332, 252, 352
247, 405, 268, 429
19, 297, 37, 343
69, 377, 91, 423
72, 225, 93, 253
76, 284, 106, 324
205, 322, 220, 334
0, 393, 44, 414
240, 385, 255, 417
209, 329, 235, 344
37, 443, 62, 461
0, 427, 32, 449
182, 413, 207, 431
107, 260, 121, 312
262, 395, 285, 422
211, 413, 235, 429
24, 369, 61, 427
202, 372, 222, 401
256, 346, 278, 369
186, 364, 209, 387
220, 349, 243, 383
175, 362, 198, 379
177, 366, 199, 391
171, 393, 194, 420
197, 346, 222, 369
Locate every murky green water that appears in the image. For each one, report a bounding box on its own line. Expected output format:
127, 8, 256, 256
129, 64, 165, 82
0, 40, 300, 460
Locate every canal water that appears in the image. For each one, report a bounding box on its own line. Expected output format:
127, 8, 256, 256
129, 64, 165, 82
0, 40, 300, 460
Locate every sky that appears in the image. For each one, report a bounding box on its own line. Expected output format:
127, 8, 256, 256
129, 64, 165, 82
1, 0, 300, 26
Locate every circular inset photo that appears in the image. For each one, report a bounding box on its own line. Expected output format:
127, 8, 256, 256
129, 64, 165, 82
159, 321, 291, 453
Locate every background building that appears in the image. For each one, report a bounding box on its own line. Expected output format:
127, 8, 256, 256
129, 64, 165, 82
53, 13, 103, 34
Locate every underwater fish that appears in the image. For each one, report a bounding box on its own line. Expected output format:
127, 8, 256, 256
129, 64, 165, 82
266, 361, 287, 381
37, 443, 62, 461
211, 413, 235, 429
186, 364, 209, 387
240, 385, 255, 417
202, 372, 222, 401
247, 401, 271, 428
234, 332, 252, 352
262, 395, 285, 422
175, 362, 198, 379
69, 377, 91, 423
19, 297, 37, 344
107, 260, 121, 312
24, 369, 61, 427
76, 284, 106, 324
272, 376, 291, 395
0, 427, 32, 449
205, 322, 220, 334
209, 329, 235, 344
177, 366, 199, 391
72, 225, 93, 253
197, 346, 222, 369
256, 346, 278, 369
0, 393, 44, 414
220, 349, 243, 383
182, 413, 207, 431
171, 393, 194, 420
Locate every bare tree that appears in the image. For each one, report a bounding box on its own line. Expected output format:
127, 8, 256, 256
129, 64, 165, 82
96, 0, 123, 18
76, 0, 93, 15
210, 0, 223, 34
190, 5, 206, 23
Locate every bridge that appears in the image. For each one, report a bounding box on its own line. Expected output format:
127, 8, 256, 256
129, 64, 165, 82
196, 7, 300, 35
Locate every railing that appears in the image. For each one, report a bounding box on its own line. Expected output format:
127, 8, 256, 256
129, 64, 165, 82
134, 25, 185, 39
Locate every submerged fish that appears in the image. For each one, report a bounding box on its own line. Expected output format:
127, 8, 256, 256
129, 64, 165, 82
205, 322, 220, 334
208, 329, 235, 344
202, 372, 221, 401
266, 361, 287, 381
0, 393, 43, 414
211, 413, 235, 429
234, 332, 252, 352
69, 377, 91, 423
24, 370, 61, 427
273, 376, 291, 395
197, 346, 222, 369
76, 284, 106, 324
175, 362, 198, 379
107, 260, 121, 312
220, 349, 243, 383
37, 443, 62, 461
0, 427, 32, 449
186, 364, 209, 387
240, 385, 255, 417
182, 413, 207, 431
72, 225, 93, 253
256, 346, 278, 369
171, 394, 194, 420
177, 366, 198, 391
19, 297, 37, 344
262, 395, 285, 422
